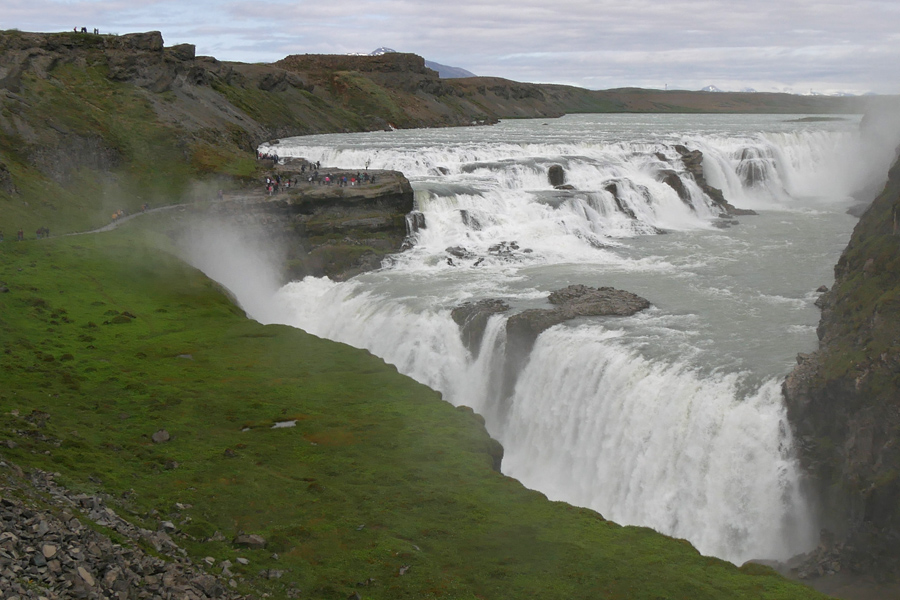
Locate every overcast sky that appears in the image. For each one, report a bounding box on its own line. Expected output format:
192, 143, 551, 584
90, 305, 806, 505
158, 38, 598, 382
4, 0, 899, 94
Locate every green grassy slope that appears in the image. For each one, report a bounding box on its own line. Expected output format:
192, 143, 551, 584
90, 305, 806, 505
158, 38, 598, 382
0, 230, 829, 600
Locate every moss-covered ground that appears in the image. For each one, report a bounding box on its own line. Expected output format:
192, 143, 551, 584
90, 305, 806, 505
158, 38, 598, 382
0, 227, 829, 599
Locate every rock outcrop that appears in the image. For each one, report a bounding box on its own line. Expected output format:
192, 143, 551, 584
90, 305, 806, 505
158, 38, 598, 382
451, 299, 510, 357
547, 164, 566, 188
506, 285, 651, 357
673, 145, 758, 216
783, 147, 900, 578
187, 167, 415, 281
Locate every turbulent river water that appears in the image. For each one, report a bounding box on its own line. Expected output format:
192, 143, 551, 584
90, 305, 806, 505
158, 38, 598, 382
210, 114, 881, 564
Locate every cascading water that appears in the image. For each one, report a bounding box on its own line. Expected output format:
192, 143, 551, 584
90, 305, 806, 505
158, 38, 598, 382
201, 114, 874, 565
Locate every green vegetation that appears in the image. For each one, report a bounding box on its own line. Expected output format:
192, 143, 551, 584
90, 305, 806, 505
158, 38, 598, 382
0, 59, 265, 236
0, 229, 829, 599
0, 30, 848, 598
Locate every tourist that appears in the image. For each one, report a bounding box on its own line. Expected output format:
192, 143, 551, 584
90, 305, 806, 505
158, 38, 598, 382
17, 228, 24, 241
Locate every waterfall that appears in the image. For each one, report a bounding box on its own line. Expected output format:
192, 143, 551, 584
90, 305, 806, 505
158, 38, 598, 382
185, 115, 866, 566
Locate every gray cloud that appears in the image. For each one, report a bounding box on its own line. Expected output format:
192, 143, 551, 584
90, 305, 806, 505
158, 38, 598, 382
3, 0, 897, 93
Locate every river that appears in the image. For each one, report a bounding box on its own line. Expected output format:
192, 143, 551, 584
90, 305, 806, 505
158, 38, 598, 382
211, 113, 878, 564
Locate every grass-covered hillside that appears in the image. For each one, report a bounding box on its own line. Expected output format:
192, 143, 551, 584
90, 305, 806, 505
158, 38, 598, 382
0, 224, 832, 599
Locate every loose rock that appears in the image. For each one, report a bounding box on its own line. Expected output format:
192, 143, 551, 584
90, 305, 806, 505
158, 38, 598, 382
151, 429, 170, 443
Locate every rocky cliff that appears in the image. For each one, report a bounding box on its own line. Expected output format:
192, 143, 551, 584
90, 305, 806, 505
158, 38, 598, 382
188, 166, 415, 281
783, 143, 900, 577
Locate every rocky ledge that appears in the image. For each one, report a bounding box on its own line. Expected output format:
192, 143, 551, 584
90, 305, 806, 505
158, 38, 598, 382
506, 285, 651, 355
451, 285, 650, 417
452, 285, 650, 407
185, 165, 414, 281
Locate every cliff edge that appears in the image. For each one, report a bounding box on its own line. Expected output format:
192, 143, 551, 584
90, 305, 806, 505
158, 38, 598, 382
784, 143, 900, 578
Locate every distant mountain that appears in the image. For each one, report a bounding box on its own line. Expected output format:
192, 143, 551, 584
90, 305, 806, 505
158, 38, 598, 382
700, 85, 724, 92
740, 87, 757, 93
367, 47, 475, 78
423, 60, 476, 79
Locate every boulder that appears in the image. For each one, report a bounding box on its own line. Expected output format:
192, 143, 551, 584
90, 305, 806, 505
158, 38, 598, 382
151, 429, 170, 444
451, 299, 510, 356
233, 533, 267, 549
547, 164, 566, 187
167, 43, 196, 61
548, 284, 651, 316
445, 246, 473, 259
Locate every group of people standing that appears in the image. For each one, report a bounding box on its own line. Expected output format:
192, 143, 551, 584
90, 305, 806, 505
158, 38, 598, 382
0, 227, 49, 242
263, 170, 378, 194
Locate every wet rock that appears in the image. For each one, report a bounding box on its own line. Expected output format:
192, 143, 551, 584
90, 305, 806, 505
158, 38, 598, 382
816, 285, 829, 293
488, 240, 520, 256
548, 164, 566, 187
673, 145, 757, 216
659, 169, 691, 204
445, 246, 474, 259
451, 299, 510, 357
547, 284, 651, 316
406, 210, 426, 233
604, 182, 637, 219
503, 285, 650, 403
459, 209, 482, 230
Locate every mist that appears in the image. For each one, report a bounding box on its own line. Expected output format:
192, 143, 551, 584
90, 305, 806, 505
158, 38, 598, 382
176, 217, 287, 325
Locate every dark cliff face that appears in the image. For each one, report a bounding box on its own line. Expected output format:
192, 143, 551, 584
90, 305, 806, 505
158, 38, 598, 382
783, 145, 900, 574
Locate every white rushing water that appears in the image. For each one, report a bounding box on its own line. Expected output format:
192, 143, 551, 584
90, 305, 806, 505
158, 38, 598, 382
201, 114, 878, 564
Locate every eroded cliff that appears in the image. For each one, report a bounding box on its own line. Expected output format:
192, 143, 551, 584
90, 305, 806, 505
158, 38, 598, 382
784, 143, 900, 577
